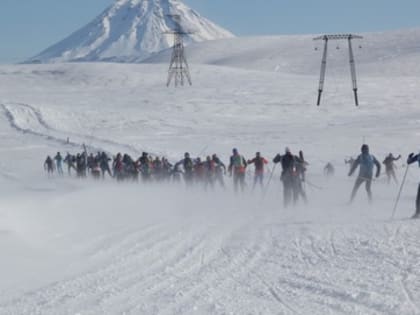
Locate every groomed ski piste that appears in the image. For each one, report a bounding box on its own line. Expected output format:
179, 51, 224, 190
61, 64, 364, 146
1, 30, 420, 315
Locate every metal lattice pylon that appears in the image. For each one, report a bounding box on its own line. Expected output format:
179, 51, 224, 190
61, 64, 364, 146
164, 15, 193, 87
313, 34, 363, 106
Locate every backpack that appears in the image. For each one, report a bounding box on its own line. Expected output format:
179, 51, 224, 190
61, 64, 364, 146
232, 155, 244, 168
231, 155, 246, 174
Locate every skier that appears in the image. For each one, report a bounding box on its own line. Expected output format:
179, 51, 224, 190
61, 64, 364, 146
44, 156, 54, 175
273, 147, 301, 207
175, 152, 195, 187
76, 153, 87, 178
228, 148, 247, 193
383, 153, 401, 184
407, 152, 420, 219
194, 157, 206, 184
171, 163, 183, 183
87, 153, 96, 174
99, 152, 112, 179
324, 162, 335, 177
54, 152, 64, 176
348, 144, 381, 203
161, 158, 173, 181
297, 151, 308, 182
296, 150, 308, 203
152, 157, 163, 181
137, 152, 152, 182
203, 156, 216, 190
247, 152, 268, 191
122, 154, 137, 181
90, 158, 101, 180
64, 152, 75, 175
113, 153, 124, 181
212, 154, 226, 188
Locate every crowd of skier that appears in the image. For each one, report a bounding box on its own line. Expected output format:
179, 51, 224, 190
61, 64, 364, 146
43, 145, 420, 217
43, 147, 308, 207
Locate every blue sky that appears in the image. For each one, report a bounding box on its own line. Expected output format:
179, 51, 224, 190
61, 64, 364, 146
0, 0, 419, 63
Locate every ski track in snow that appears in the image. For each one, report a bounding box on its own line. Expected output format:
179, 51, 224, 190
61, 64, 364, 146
1, 102, 143, 155
2, 220, 419, 314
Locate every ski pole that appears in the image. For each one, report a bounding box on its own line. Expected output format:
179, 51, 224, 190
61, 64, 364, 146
197, 145, 208, 157
262, 163, 277, 200
391, 164, 410, 219
305, 179, 323, 190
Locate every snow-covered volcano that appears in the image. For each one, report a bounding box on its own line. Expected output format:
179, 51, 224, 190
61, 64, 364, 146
29, 0, 234, 63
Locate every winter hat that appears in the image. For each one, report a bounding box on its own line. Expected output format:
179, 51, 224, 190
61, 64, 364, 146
361, 144, 369, 153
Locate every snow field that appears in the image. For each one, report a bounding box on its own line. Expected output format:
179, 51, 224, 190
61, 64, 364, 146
0, 59, 419, 314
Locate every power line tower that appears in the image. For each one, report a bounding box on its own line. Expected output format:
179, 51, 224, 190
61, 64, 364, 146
313, 34, 363, 106
164, 14, 194, 87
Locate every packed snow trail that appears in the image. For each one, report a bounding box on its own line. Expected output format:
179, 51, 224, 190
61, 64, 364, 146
1, 185, 420, 315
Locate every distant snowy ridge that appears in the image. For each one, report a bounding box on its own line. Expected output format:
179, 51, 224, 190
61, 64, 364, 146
145, 27, 420, 76
29, 0, 234, 63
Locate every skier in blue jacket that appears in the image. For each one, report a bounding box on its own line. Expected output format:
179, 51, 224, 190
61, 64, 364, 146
348, 144, 381, 203
407, 152, 420, 218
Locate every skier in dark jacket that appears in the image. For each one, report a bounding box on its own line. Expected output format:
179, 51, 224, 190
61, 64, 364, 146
76, 153, 88, 178
44, 156, 54, 175
64, 153, 75, 175
87, 153, 95, 174
203, 156, 216, 190
273, 147, 301, 207
99, 152, 112, 179
349, 144, 381, 203
324, 162, 335, 177
137, 152, 152, 182
161, 158, 173, 181
383, 153, 401, 184
407, 152, 420, 219
212, 154, 226, 188
296, 150, 308, 203
175, 152, 195, 186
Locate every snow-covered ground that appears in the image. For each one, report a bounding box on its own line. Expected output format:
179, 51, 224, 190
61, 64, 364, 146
1, 32, 420, 314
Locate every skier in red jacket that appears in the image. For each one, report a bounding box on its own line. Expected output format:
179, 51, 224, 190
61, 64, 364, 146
247, 152, 268, 190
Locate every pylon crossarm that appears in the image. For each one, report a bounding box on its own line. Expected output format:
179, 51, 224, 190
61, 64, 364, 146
313, 34, 363, 41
